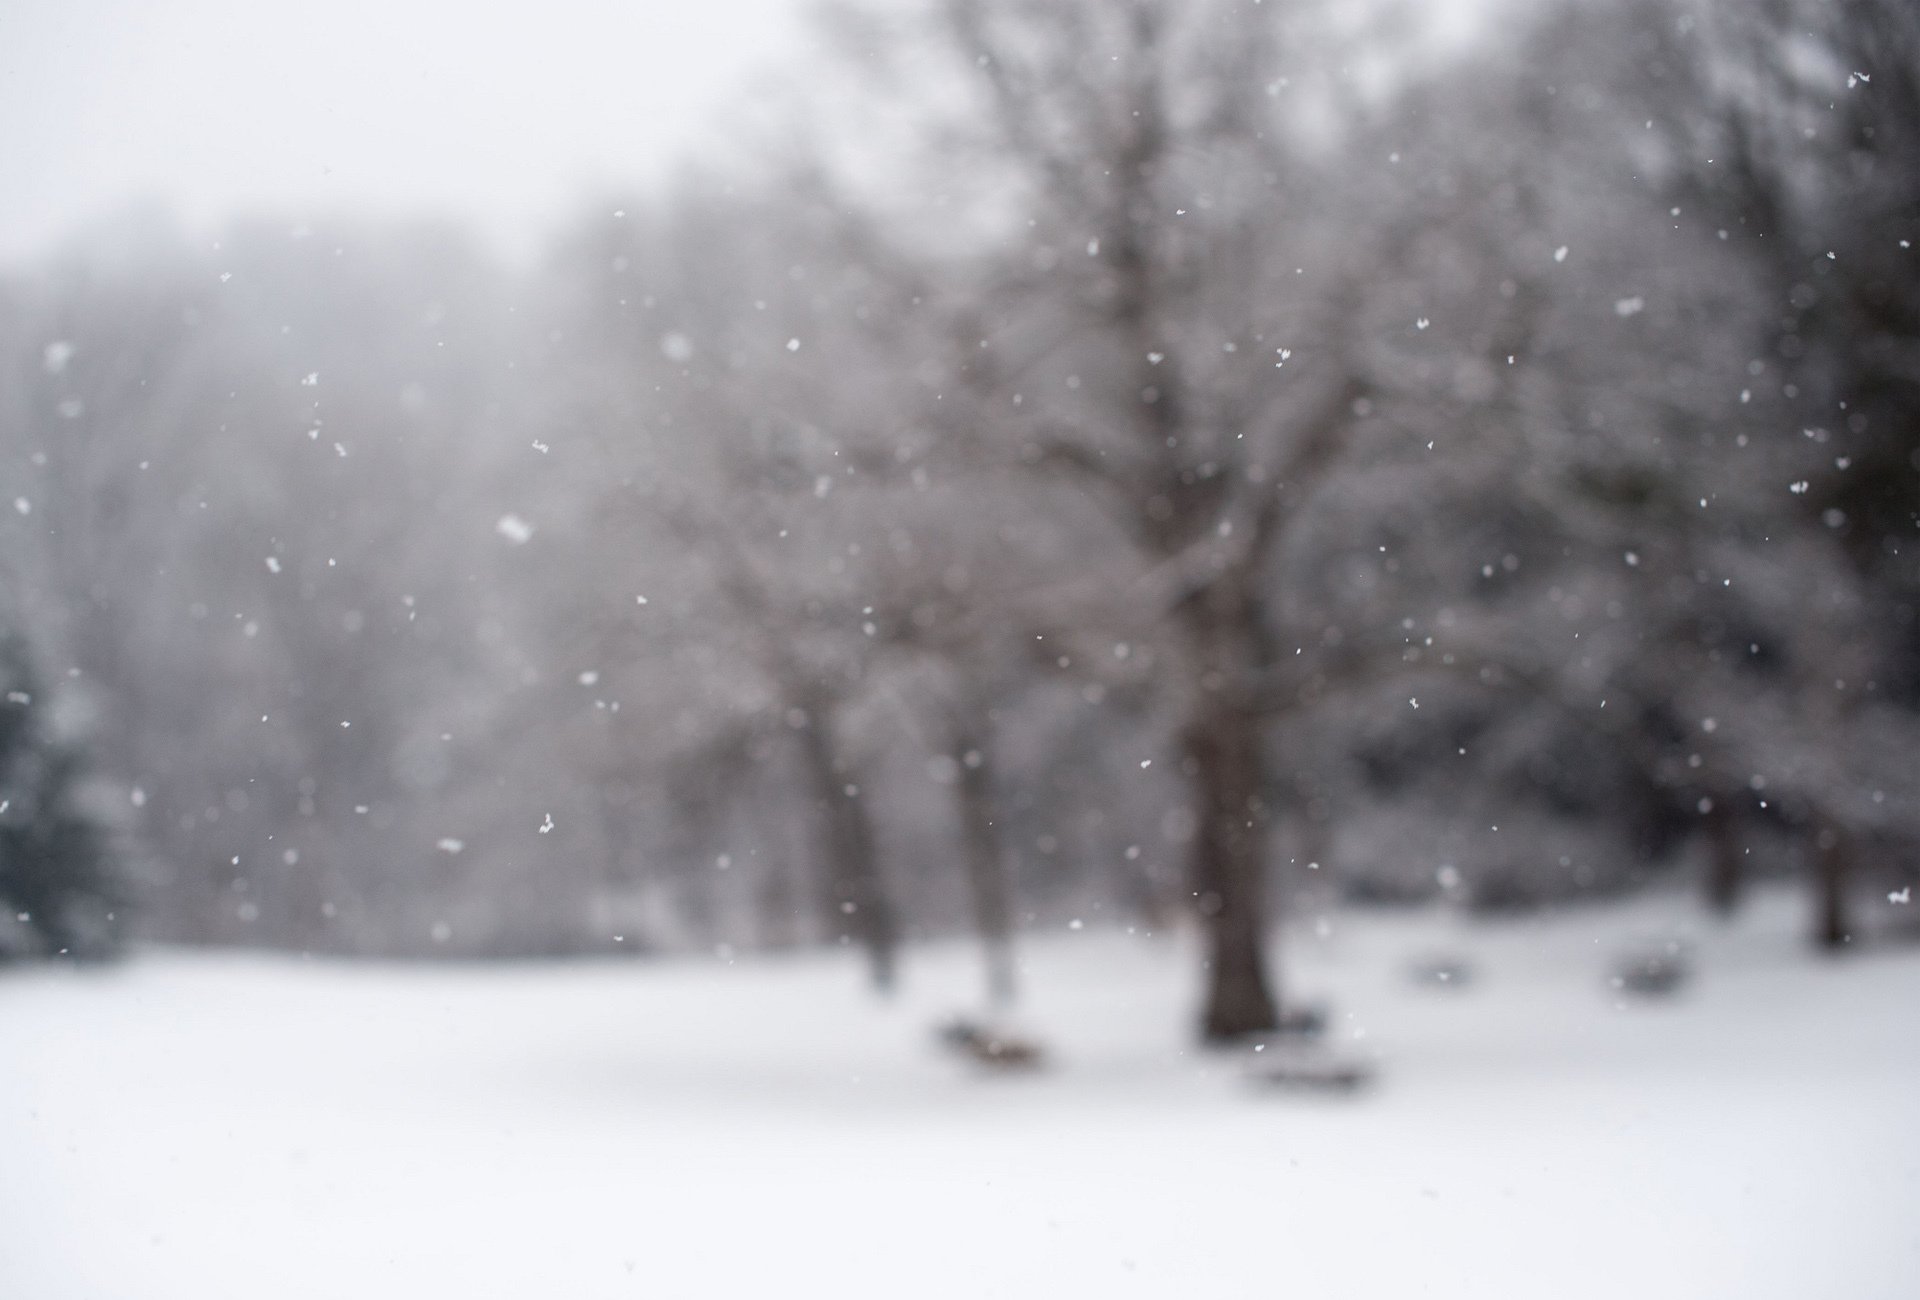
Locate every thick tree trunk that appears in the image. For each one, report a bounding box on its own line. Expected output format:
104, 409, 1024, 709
794, 703, 899, 992
1702, 798, 1745, 917
952, 733, 1017, 1007
1812, 815, 1854, 952
1184, 702, 1281, 1041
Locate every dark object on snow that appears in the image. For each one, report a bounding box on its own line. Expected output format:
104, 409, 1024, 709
936, 1016, 1046, 1070
1272, 1002, 1329, 1038
1246, 1044, 1375, 1094
1204, 1003, 1327, 1047
1408, 954, 1475, 989
1609, 945, 1691, 998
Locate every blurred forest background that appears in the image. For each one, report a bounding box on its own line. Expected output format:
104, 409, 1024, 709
2, 0, 1916, 1040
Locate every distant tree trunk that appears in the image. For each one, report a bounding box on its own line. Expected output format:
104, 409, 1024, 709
1813, 814, 1854, 952
755, 850, 801, 950
676, 863, 720, 949
1703, 798, 1745, 916
952, 729, 1017, 1007
1120, 848, 1176, 935
1291, 789, 1334, 905
1184, 698, 1281, 1042
793, 702, 899, 992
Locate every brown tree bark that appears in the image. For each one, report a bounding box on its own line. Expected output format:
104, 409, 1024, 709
1184, 698, 1281, 1041
1812, 815, 1854, 952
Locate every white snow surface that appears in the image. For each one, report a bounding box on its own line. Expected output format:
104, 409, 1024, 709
4, 890, 1917, 1298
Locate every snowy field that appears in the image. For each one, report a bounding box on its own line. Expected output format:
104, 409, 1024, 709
4, 889, 1917, 1299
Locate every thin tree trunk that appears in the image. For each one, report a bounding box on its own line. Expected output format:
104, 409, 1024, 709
1703, 797, 1745, 916
794, 703, 899, 992
1292, 792, 1333, 904
756, 849, 800, 950
1184, 703, 1280, 1041
1812, 814, 1854, 952
952, 731, 1016, 1007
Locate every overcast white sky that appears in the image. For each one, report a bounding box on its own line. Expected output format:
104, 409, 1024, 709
0, 0, 808, 263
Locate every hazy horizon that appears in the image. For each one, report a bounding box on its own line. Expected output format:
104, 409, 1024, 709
0, 0, 808, 264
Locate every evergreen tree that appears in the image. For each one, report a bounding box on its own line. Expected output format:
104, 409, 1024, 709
0, 635, 122, 961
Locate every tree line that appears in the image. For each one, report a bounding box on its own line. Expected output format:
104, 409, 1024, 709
2, 0, 1915, 1038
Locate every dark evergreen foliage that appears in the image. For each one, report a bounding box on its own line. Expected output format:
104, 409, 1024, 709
0, 636, 122, 961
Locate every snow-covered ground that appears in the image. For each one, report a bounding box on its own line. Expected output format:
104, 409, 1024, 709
4, 889, 1916, 1299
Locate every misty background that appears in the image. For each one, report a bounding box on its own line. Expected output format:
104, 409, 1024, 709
5, 0, 1915, 1004
4, 1, 1919, 1295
